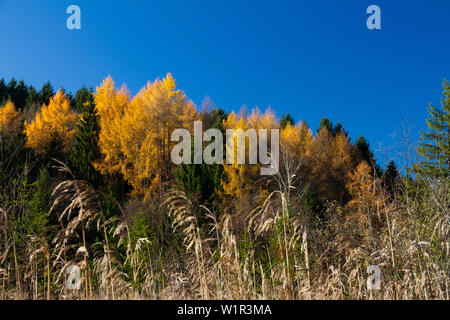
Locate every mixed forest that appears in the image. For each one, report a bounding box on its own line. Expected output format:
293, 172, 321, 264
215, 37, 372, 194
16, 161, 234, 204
0, 74, 448, 299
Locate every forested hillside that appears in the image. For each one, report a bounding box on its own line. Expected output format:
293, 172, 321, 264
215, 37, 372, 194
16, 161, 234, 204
0, 74, 448, 299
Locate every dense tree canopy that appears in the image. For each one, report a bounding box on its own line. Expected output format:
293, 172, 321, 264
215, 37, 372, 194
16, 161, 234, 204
1, 74, 448, 301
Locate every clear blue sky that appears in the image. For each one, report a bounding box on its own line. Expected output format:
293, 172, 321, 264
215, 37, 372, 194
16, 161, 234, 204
1, 0, 449, 166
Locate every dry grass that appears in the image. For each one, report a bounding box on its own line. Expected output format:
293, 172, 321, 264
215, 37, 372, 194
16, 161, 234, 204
0, 158, 448, 300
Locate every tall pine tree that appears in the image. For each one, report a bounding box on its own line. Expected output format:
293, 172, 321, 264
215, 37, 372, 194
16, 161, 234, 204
73, 86, 95, 112
280, 113, 295, 129
69, 101, 102, 186
38, 81, 55, 106
174, 107, 226, 209
318, 117, 333, 133
353, 135, 382, 177
415, 80, 450, 178
383, 160, 400, 200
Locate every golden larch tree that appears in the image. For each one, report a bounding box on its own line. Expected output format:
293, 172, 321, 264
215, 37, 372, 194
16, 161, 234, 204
94, 75, 131, 173
222, 111, 253, 202
345, 160, 385, 239
0, 101, 21, 137
330, 131, 354, 202
280, 121, 313, 161
95, 73, 197, 199
308, 127, 334, 201
308, 128, 354, 203
279, 121, 313, 193
119, 73, 197, 198
222, 108, 278, 203
24, 90, 78, 154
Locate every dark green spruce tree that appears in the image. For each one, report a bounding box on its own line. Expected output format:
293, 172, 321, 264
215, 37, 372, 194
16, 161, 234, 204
24, 166, 51, 236
25, 85, 39, 108
383, 160, 400, 200
174, 108, 226, 225
14, 80, 28, 110
69, 101, 102, 186
332, 121, 349, 137
0, 79, 6, 103
353, 135, 382, 177
414, 80, 450, 178
38, 81, 55, 106
280, 113, 295, 129
72, 86, 95, 112
318, 117, 333, 133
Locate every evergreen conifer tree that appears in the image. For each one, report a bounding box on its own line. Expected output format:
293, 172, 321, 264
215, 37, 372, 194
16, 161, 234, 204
73, 86, 95, 112
383, 160, 400, 199
353, 135, 382, 177
280, 113, 295, 129
415, 80, 450, 178
38, 81, 55, 106
318, 117, 333, 133
69, 101, 102, 186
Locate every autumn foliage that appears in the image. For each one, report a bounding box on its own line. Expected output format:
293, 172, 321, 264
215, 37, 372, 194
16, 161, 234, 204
0, 101, 21, 137
23, 90, 78, 154
94, 74, 197, 198
0, 75, 448, 300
